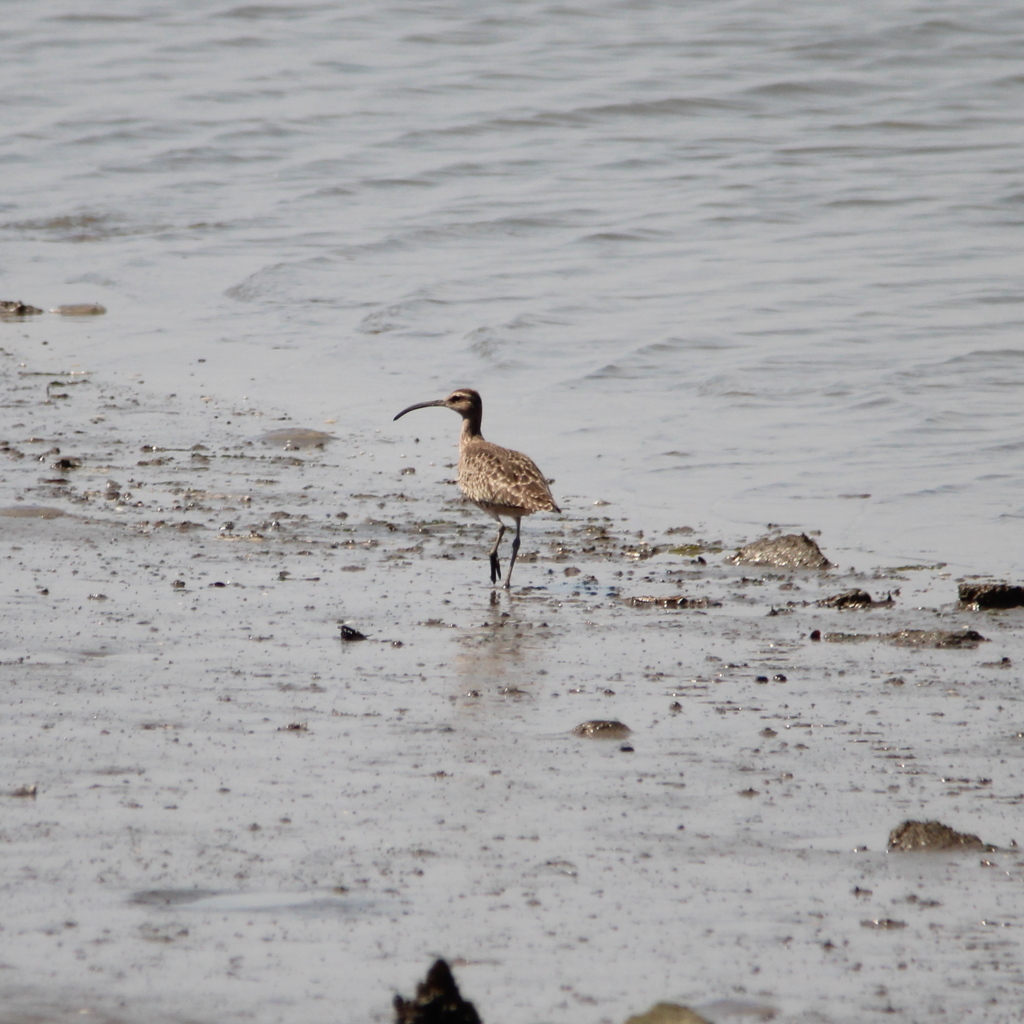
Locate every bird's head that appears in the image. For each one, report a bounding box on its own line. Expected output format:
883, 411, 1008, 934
394, 388, 482, 422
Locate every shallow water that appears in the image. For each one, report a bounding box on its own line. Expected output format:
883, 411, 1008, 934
3, 0, 1024, 571
2, 2, 1024, 1022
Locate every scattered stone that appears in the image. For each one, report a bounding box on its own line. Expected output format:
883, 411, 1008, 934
8, 784, 37, 798
339, 625, 367, 642
626, 595, 720, 609
861, 918, 907, 930
573, 720, 631, 739
959, 582, 1024, 610
888, 820, 994, 852
817, 589, 892, 609
624, 1002, 712, 1024
730, 533, 832, 570
394, 959, 481, 1024
0, 300, 43, 317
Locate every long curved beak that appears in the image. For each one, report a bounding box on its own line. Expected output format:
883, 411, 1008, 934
394, 399, 445, 422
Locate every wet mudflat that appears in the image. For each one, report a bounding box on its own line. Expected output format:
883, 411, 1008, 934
2, 346, 1024, 1024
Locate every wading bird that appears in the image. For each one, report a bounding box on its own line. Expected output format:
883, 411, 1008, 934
393, 388, 560, 589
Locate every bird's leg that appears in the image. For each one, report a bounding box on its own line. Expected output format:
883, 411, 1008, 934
503, 517, 522, 590
488, 521, 506, 585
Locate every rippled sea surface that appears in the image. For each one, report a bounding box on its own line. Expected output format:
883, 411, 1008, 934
4, 1, 1024, 570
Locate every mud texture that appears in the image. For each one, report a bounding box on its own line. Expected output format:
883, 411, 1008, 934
3, 345, 1024, 1024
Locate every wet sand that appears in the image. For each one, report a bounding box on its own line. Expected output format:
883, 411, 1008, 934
2, 344, 1023, 1023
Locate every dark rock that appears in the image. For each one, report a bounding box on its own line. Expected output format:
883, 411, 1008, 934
959, 582, 1024, 610
888, 820, 993, 852
394, 959, 481, 1024
339, 625, 367, 641
730, 533, 832, 570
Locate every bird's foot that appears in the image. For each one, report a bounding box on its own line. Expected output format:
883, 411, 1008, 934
489, 553, 502, 585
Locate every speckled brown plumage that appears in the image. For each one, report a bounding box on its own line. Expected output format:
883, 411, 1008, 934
394, 388, 560, 589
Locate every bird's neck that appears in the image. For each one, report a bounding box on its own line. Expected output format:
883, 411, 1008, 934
460, 413, 483, 443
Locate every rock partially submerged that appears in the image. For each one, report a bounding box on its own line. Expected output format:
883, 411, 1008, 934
959, 581, 1024, 610
624, 1003, 712, 1024
888, 820, 993, 852
730, 533, 832, 570
573, 720, 631, 739
394, 959, 481, 1024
